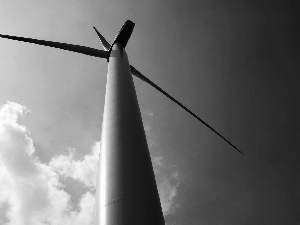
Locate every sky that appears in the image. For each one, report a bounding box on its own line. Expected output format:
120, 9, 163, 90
0, 0, 299, 225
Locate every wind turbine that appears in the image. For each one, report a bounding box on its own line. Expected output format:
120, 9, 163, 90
0, 20, 243, 225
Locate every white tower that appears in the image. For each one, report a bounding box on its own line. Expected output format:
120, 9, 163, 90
93, 42, 164, 225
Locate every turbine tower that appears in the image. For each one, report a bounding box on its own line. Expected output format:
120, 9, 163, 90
93, 21, 165, 225
0, 20, 243, 225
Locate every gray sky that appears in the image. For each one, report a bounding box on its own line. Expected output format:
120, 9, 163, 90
0, 1, 299, 225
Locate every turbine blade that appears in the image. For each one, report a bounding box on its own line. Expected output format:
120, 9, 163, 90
130, 65, 243, 155
0, 33, 109, 58
93, 26, 111, 51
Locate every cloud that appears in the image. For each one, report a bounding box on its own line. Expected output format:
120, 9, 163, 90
49, 143, 100, 189
0, 101, 94, 225
0, 102, 179, 224
153, 156, 180, 216
142, 110, 180, 216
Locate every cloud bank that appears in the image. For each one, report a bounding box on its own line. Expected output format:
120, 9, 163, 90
0, 101, 95, 225
0, 101, 180, 224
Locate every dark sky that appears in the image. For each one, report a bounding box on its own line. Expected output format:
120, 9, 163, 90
131, 1, 299, 224
0, 0, 299, 224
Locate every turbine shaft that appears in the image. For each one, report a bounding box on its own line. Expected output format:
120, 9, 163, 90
94, 43, 165, 225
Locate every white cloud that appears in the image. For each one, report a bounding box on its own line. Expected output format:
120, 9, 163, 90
143, 110, 180, 216
0, 102, 179, 224
49, 143, 100, 189
0, 101, 94, 225
153, 156, 180, 216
